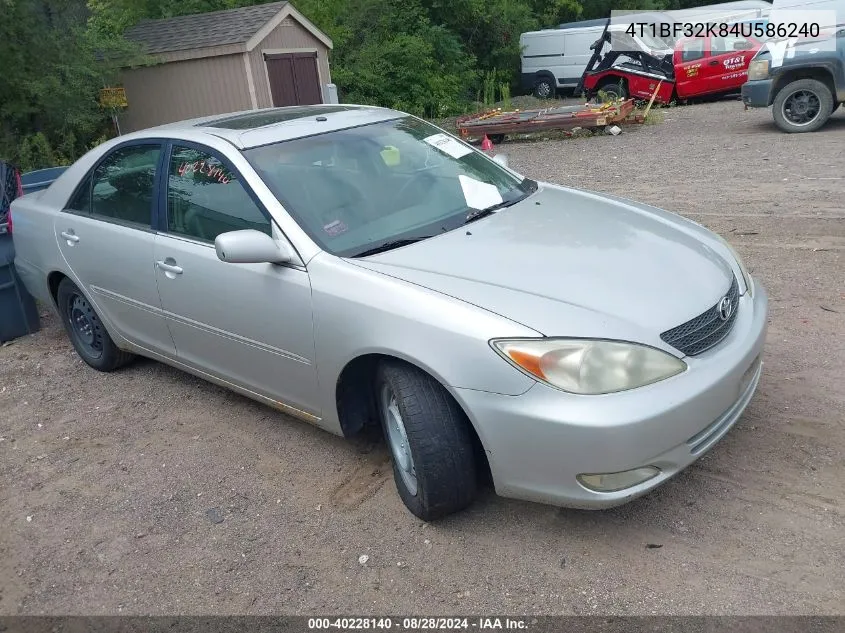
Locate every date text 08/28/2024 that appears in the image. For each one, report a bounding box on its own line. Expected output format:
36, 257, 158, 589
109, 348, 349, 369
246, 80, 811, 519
308, 617, 530, 630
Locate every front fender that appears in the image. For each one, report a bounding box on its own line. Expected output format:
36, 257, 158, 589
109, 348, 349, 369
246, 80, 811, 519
308, 253, 540, 434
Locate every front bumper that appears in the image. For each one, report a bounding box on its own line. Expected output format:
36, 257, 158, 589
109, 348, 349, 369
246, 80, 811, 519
455, 280, 768, 509
741, 79, 775, 107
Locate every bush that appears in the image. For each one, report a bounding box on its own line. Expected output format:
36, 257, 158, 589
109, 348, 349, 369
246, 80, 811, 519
15, 134, 56, 173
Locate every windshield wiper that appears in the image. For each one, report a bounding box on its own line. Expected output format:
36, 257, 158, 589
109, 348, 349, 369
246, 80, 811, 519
464, 180, 537, 225
464, 196, 525, 224
352, 237, 432, 258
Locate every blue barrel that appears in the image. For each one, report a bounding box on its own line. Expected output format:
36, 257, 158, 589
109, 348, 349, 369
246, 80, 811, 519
0, 234, 40, 343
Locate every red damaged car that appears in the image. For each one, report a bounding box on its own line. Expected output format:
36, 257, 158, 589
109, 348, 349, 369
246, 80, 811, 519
580, 30, 764, 104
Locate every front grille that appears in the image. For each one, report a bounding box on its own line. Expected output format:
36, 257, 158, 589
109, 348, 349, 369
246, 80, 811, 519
661, 276, 740, 356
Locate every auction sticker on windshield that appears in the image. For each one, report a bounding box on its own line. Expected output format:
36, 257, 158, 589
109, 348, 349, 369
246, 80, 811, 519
424, 133, 473, 159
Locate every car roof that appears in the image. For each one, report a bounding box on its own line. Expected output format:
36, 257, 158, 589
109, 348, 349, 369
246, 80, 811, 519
135, 104, 407, 150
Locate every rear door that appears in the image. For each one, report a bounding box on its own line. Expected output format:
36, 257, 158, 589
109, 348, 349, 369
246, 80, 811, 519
55, 141, 175, 355
152, 142, 320, 417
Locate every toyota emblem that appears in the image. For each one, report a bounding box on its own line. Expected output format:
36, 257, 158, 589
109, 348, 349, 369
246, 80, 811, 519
718, 296, 734, 321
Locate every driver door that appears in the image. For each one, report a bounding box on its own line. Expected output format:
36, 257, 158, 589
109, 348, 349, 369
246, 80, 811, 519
153, 142, 320, 418
707, 35, 759, 93
674, 37, 708, 98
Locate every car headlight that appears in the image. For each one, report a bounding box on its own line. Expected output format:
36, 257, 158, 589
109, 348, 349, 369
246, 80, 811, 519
718, 237, 754, 296
747, 59, 770, 81
491, 338, 686, 395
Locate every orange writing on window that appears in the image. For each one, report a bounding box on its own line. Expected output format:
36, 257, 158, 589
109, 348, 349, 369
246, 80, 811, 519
177, 160, 231, 184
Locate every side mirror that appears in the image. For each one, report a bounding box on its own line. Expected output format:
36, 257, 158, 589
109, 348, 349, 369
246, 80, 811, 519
492, 153, 509, 168
215, 229, 291, 265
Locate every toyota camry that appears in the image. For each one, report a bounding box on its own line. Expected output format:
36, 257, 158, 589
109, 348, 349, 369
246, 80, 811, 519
10, 105, 767, 520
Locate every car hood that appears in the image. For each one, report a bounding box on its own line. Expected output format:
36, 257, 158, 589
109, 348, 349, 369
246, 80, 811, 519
350, 184, 735, 343
753, 30, 844, 65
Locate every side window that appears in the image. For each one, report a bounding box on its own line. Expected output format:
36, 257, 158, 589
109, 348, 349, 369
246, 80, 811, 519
167, 145, 272, 243
66, 176, 92, 214
91, 144, 161, 226
681, 38, 706, 62
712, 36, 753, 55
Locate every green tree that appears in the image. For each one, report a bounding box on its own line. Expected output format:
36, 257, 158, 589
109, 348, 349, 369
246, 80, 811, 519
0, 0, 145, 170
580, 0, 673, 20
298, 0, 478, 116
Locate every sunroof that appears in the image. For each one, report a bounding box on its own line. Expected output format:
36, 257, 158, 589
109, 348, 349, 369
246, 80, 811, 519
203, 106, 357, 130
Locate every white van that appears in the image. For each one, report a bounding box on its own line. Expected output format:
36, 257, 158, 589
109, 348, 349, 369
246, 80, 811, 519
766, 0, 842, 21
666, 0, 771, 23
519, 16, 674, 97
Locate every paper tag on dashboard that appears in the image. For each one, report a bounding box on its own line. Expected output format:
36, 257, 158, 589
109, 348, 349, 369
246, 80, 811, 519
424, 133, 472, 159
459, 175, 503, 210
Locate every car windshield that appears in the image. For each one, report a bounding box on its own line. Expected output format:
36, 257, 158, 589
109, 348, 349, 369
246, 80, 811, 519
243, 117, 536, 257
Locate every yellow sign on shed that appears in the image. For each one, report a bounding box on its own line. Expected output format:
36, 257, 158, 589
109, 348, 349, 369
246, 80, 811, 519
99, 87, 128, 109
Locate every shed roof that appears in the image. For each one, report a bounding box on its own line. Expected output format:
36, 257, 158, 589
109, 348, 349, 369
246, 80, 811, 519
125, 1, 332, 62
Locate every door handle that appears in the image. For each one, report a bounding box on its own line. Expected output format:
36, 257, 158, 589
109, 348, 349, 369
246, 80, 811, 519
60, 231, 79, 244
155, 260, 183, 275
709, 60, 719, 66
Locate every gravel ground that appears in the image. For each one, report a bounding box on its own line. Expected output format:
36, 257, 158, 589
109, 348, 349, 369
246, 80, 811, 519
1, 99, 844, 616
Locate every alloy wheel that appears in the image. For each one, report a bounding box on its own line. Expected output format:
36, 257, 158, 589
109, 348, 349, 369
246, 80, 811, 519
782, 89, 821, 126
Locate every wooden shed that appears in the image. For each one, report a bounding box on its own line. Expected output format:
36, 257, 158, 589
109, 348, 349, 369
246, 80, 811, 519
121, 1, 333, 132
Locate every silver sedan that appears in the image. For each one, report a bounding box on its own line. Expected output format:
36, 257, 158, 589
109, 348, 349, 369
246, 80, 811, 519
11, 105, 767, 520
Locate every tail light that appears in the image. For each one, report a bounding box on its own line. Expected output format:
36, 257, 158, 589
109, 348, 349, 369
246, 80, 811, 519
6, 169, 21, 235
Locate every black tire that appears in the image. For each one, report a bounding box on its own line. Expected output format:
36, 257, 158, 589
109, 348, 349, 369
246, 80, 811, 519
57, 278, 134, 372
487, 134, 506, 145
597, 80, 628, 101
772, 78, 834, 133
375, 360, 477, 521
533, 77, 555, 99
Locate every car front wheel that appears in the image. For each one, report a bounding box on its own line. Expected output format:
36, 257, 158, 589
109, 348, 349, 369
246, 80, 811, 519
57, 278, 134, 371
375, 360, 477, 520
772, 78, 834, 133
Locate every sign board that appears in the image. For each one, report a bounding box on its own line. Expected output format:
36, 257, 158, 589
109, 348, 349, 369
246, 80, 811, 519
99, 87, 128, 110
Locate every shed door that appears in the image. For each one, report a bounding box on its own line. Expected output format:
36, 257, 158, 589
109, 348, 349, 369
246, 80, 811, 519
264, 52, 322, 106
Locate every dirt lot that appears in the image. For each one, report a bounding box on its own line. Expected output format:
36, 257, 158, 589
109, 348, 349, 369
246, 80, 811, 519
1, 99, 844, 616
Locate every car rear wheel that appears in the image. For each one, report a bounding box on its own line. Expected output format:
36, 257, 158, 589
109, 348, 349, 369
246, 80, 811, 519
772, 79, 834, 133
57, 278, 134, 372
375, 360, 477, 521
533, 77, 555, 99
598, 79, 628, 101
